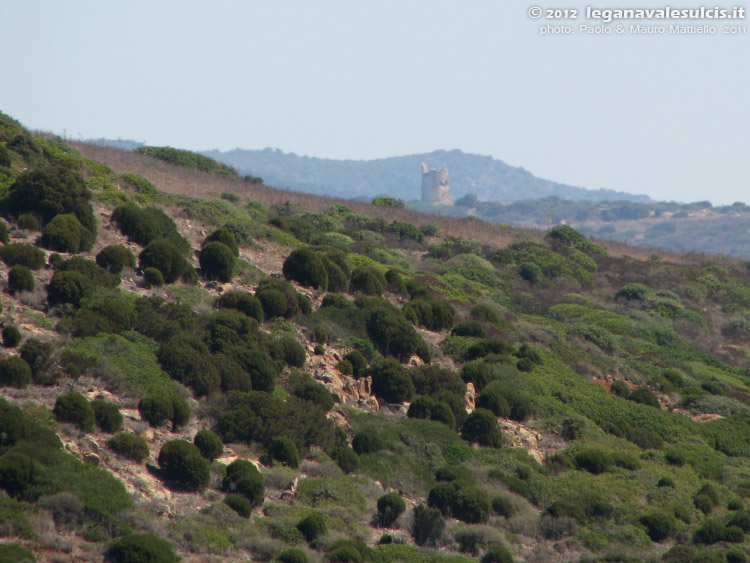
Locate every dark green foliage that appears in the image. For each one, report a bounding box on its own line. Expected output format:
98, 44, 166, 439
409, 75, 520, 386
610, 380, 630, 398
6, 165, 91, 225
216, 290, 263, 322
628, 387, 660, 408
276, 548, 308, 563
256, 277, 310, 318
227, 348, 277, 392
519, 262, 541, 283
693, 519, 728, 544
138, 395, 173, 427
451, 320, 486, 338
96, 245, 136, 273
47, 270, 93, 306
407, 396, 456, 427
0, 543, 35, 563
615, 282, 653, 301
107, 433, 149, 462
53, 392, 94, 431
481, 544, 515, 563
41, 213, 93, 252
321, 293, 352, 308
476, 388, 511, 418
7, 265, 34, 294
157, 333, 220, 396
297, 511, 327, 542
0, 452, 33, 497
377, 492, 406, 527
0, 243, 45, 270
0, 357, 31, 389
16, 214, 39, 231
283, 247, 329, 289
350, 266, 385, 296
729, 510, 750, 532
327, 543, 363, 563
370, 358, 415, 403
0, 145, 10, 168
492, 496, 517, 518
143, 267, 164, 287
293, 379, 334, 412
136, 146, 238, 177
352, 428, 383, 455
111, 203, 189, 252
1, 326, 21, 348
544, 493, 614, 524
158, 439, 210, 491
223, 459, 265, 506
727, 549, 748, 563
91, 399, 123, 433
105, 533, 179, 563
193, 429, 223, 461
404, 297, 456, 331
199, 241, 236, 282
465, 339, 513, 361
367, 308, 424, 361
331, 446, 359, 474
411, 505, 444, 547
280, 335, 306, 367
224, 493, 252, 518
452, 485, 492, 523
205, 228, 239, 256
410, 364, 465, 398
139, 240, 195, 284
258, 288, 288, 318
19, 338, 53, 382
171, 395, 191, 430
460, 361, 491, 391
385, 269, 407, 293
639, 511, 676, 541
268, 437, 299, 468
461, 409, 504, 448
575, 449, 613, 474
344, 350, 368, 378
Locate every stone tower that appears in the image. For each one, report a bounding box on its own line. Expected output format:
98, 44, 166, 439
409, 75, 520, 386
421, 163, 452, 205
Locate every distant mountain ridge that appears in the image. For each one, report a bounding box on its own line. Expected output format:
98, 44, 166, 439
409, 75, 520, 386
201, 147, 652, 203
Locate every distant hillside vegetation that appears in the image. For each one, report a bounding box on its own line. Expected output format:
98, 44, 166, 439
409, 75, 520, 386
202, 147, 651, 203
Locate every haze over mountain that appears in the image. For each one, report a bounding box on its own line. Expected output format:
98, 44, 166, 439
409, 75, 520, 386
202, 147, 652, 204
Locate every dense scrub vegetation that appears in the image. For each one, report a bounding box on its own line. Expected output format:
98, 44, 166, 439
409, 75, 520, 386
6, 113, 750, 561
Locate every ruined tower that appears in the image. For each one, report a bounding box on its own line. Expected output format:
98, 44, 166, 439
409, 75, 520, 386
421, 163, 452, 205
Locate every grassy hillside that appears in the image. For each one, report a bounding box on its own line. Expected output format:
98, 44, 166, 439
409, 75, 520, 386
1, 112, 750, 563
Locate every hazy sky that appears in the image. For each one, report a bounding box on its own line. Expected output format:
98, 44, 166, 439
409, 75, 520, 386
2, 1, 749, 204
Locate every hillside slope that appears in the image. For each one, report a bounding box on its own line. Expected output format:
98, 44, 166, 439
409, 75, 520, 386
1, 114, 750, 563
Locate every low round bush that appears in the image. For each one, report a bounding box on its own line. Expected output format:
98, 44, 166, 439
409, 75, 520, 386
224, 493, 252, 518
7, 265, 34, 294
96, 245, 136, 274
452, 486, 491, 524
223, 459, 265, 506
411, 505, 444, 547
0, 543, 35, 562
91, 399, 123, 433
0, 243, 46, 270
216, 290, 263, 322
53, 391, 94, 431
344, 350, 368, 377
330, 446, 359, 474
629, 386, 660, 408
41, 214, 93, 253
193, 429, 224, 461
377, 492, 406, 527
158, 439, 210, 491
283, 247, 329, 289
0, 452, 33, 497
297, 511, 327, 542
143, 267, 164, 287
476, 388, 511, 418
276, 547, 309, 563
461, 409, 504, 448
492, 496, 517, 518
138, 395, 174, 427
47, 270, 93, 306
352, 428, 384, 455
107, 432, 149, 462
451, 320, 486, 338
19, 338, 53, 381
139, 240, 193, 284
481, 543, 514, 563
294, 380, 334, 412
17, 214, 39, 231
257, 288, 288, 318
205, 228, 239, 256
575, 449, 612, 475
106, 533, 179, 563
268, 437, 299, 468
0, 357, 31, 388
199, 241, 236, 282
370, 358, 414, 404
280, 335, 306, 367
639, 510, 676, 541
2, 325, 21, 348
350, 266, 385, 296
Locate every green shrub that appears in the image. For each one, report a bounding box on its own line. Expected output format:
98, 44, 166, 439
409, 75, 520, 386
377, 492, 406, 527
452, 486, 491, 524
0, 357, 31, 388
48, 270, 95, 306
16, 214, 39, 231
111, 203, 188, 251
492, 496, 517, 518
575, 449, 613, 474
268, 437, 299, 468
352, 428, 384, 455
158, 439, 210, 491
728, 510, 750, 532
41, 213, 93, 252
19, 338, 53, 381
222, 459, 264, 506
297, 511, 327, 542
6, 166, 91, 225
139, 240, 194, 284
460, 361, 491, 391
451, 321, 486, 338
639, 510, 676, 541
96, 245, 136, 273
199, 241, 236, 282
91, 399, 123, 433
0, 452, 33, 497
461, 409, 504, 448
143, 267, 164, 287
330, 446, 359, 474
344, 350, 368, 377
7, 265, 34, 294
350, 266, 385, 296
367, 308, 424, 361
107, 432, 149, 462
138, 395, 174, 427
476, 388, 511, 418
223, 493, 252, 518
727, 549, 748, 563
1, 325, 21, 348
481, 544, 514, 563
370, 358, 414, 403
283, 247, 329, 289
216, 290, 263, 322
610, 380, 630, 398
193, 429, 224, 461
53, 392, 94, 431
411, 505, 444, 547
276, 547, 309, 563
293, 380, 334, 412
0, 243, 45, 270
0, 543, 35, 563
204, 228, 239, 256
693, 519, 727, 544
519, 262, 541, 283
280, 335, 306, 367
258, 288, 288, 318
105, 533, 179, 563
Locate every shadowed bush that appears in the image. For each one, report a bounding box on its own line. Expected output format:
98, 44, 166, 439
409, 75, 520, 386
0, 357, 31, 389
0, 244, 45, 270
41, 213, 94, 252
7, 265, 34, 295
107, 433, 149, 462
96, 245, 136, 274
2, 325, 21, 348
199, 241, 236, 282
139, 240, 195, 284
158, 439, 210, 491
91, 399, 123, 433
105, 533, 179, 563
53, 392, 94, 432
267, 437, 299, 468
193, 429, 224, 461
377, 492, 406, 527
